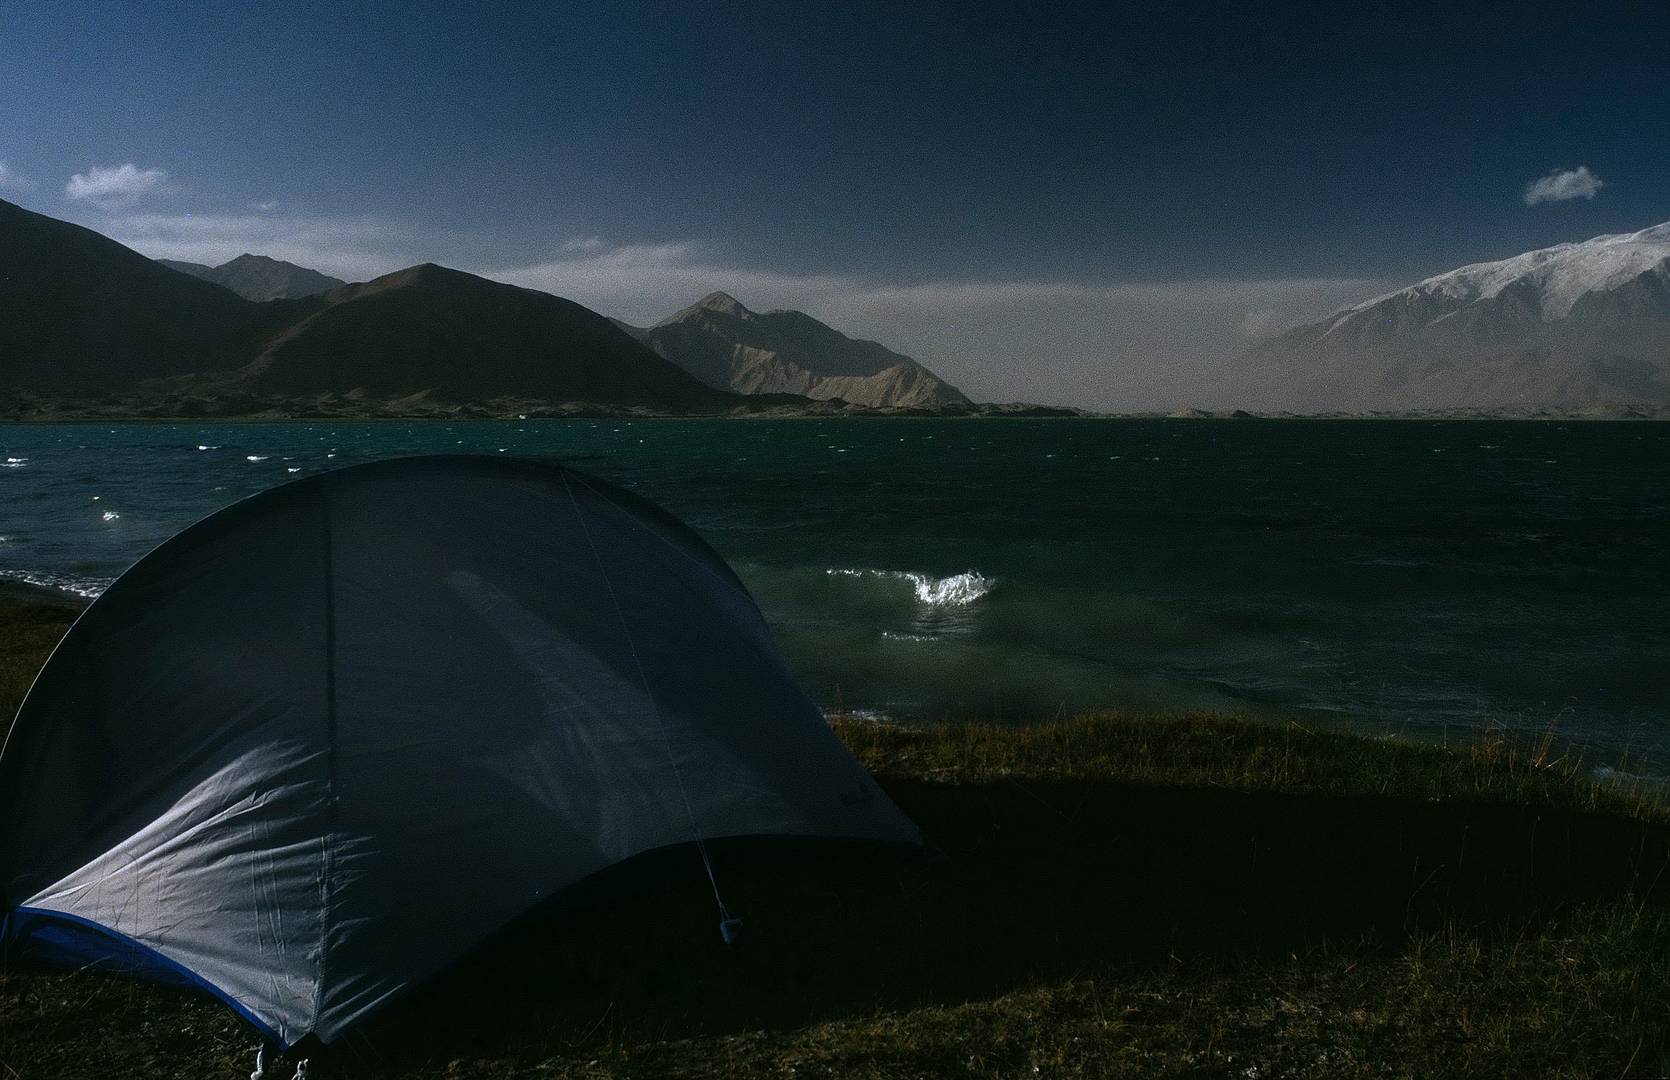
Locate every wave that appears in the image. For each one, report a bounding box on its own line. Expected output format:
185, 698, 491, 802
823, 707, 894, 725
826, 568, 995, 606
0, 569, 112, 599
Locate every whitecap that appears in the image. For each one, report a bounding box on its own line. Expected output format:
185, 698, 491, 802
827, 567, 995, 606
287, 467, 301, 473
0, 570, 112, 599
197, 444, 220, 451
824, 707, 893, 725
102, 510, 121, 522
246, 455, 269, 462
3, 457, 28, 468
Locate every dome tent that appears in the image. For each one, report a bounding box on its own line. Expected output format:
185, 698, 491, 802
0, 456, 919, 1048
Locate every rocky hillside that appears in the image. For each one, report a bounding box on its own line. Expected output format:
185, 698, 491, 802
1242, 223, 1670, 410
625, 292, 970, 409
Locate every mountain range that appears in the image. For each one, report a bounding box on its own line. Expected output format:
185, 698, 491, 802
0, 198, 983, 417
0, 198, 724, 414
1241, 222, 1670, 411
237, 263, 727, 409
616, 292, 970, 409
158, 254, 347, 301
7, 194, 1666, 417
0, 198, 259, 391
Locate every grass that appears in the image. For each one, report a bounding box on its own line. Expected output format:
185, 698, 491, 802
0, 595, 73, 731
3, 595, 1669, 1078
835, 709, 1670, 824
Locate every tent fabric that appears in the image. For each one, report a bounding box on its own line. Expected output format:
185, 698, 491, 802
0, 456, 920, 1048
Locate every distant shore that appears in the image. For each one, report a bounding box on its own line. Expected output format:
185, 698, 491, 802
2, 399, 1665, 423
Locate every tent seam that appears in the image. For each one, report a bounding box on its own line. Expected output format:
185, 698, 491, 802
558, 470, 733, 924
309, 485, 341, 1038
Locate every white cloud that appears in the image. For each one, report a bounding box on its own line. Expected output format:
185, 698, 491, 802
1523, 165, 1604, 206
65, 163, 169, 208
0, 162, 34, 192
487, 240, 1382, 409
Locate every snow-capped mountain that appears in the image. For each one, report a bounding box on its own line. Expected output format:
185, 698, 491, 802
1242, 223, 1670, 411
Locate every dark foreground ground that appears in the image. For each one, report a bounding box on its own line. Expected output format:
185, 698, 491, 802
3, 594, 1669, 1078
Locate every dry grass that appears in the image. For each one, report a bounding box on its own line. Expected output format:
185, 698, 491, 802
0, 595, 72, 736
834, 709, 1670, 823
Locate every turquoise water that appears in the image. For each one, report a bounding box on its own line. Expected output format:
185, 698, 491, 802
2, 419, 1666, 763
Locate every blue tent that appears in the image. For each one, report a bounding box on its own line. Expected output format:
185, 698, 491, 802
0, 456, 918, 1046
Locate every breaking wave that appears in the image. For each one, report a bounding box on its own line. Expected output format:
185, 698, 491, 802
0, 570, 112, 599
826, 568, 995, 606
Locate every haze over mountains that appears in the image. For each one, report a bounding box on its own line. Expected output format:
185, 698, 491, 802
1240, 223, 1670, 412
5, 195, 1668, 416
158, 254, 347, 301
617, 293, 970, 409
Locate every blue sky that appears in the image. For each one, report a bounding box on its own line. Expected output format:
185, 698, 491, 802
2, 1, 1666, 406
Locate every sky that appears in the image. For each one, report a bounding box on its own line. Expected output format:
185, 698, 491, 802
2, 0, 1667, 407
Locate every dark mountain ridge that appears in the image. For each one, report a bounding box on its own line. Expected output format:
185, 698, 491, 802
0, 199, 259, 391
0, 198, 732, 413
237, 264, 727, 408
160, 253, 348, 301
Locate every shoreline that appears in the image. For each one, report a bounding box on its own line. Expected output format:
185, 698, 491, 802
1, 578, 1659, 781
2, 405, 1667, 425
0, 578, 90, 612
4, 592, 1668, 1077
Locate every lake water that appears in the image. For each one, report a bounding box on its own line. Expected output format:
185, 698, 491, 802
2, 419, 1666, 766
